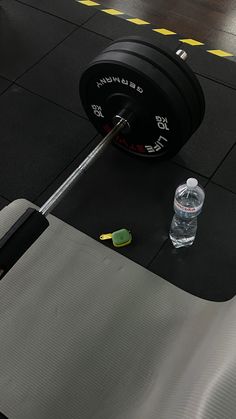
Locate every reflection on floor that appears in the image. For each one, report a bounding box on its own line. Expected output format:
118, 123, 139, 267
100, 0, 236, 54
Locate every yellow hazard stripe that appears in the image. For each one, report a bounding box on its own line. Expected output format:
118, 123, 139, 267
102, 8, 124, 15
207, 49, 234, 57
179, 38, 204, 46
77, 0, 100, 6
126, 18, 150, 25
153, 28, 176, 35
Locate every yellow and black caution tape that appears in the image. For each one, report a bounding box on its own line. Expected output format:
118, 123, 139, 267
76, 0, 235, 59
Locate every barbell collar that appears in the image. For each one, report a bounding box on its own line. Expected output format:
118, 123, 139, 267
112, 115, 131, 134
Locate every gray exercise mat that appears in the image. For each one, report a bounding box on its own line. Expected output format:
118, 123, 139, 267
0, 200, 235, 419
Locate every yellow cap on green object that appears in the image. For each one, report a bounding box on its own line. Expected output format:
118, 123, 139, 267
100, 229, 132, 247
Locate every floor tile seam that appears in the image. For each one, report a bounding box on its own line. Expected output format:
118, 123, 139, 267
12, 0, 91, 27
13, 82, 88, 122
0, 82, 15, 98
33, 134, 99, 205
82, 9, 100, 26
196, 72, 236, 91
171, 160, 209, 181
205, 142, 236, 187
80, 25, 113, 41
0, 75, 12, 83
208, 181, 236, 196
146, 238, 169, 268
0, 194, 10, 203
173, 146, 236, 188
13, 26, 79, 84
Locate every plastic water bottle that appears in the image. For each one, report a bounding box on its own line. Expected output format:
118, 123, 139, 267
169, 178, 205, 248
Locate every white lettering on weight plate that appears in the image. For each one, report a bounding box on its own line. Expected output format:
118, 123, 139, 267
155, 115, 170, 131
91, 104, 104, 118
145, 136, 168, 153
96, 76, 143, 94
145, 145, 155, 153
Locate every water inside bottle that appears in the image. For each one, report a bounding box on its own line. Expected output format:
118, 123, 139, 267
170, 216, 197, 248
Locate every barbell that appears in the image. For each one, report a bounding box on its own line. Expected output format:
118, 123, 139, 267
0, 37, 205, 278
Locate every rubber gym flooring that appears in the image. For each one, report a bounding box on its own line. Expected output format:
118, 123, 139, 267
0, 0, 235, 302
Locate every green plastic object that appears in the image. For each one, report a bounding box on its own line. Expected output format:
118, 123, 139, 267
100, 228, 132, 247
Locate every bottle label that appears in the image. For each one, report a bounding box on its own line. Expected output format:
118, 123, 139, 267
174, 199, 202, 214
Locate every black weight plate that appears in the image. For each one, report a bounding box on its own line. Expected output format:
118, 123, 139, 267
107, 37, 205, 126
80, 49, 191, 157
103, 40, 201, 133
80, 49, 191, 158
80, 50, 190, 157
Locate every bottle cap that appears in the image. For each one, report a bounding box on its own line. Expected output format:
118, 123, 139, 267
187, 178, 198, 189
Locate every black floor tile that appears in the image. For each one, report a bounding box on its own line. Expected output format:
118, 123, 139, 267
212, 144, 236, 193
149, 182, 236, 302
0, 85, 96, 201
173, 76, 236, 178
0, 0, 75, 81
0, 77, 11, 95
18, 28, 111, 116
15, 0, 98, 26
39, 142, 207, 267
0, 196, 9, 211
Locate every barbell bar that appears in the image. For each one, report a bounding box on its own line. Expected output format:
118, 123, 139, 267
0, 37, 205, 278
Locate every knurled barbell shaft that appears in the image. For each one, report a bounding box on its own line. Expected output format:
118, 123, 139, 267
39, 117, 128, 217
